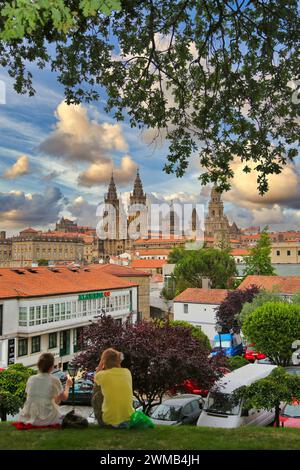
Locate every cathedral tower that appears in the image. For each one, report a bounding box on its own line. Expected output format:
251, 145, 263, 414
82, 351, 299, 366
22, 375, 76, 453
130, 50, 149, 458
204, 186, 230, 247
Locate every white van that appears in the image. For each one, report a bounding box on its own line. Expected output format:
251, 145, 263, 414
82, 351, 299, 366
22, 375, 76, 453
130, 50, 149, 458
197, 364, 277, 428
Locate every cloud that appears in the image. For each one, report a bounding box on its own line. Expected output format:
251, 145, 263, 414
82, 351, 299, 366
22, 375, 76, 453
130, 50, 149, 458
41, 170, 62, 182
78, 155, 137, 187
224, 158, 300, 210
3, 155, 30, 179
67, 196, 98, 226
39, 101, 128, 163
0, 187, 65, 229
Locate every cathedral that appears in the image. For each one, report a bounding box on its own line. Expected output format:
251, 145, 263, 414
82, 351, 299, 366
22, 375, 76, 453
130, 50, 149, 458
99, 174, 240, 258
204, 186, 241, 247
100, 170, 148, 258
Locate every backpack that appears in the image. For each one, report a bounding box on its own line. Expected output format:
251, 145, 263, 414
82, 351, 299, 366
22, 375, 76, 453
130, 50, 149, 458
61, 410, 88, 429
91, 382, 104, 426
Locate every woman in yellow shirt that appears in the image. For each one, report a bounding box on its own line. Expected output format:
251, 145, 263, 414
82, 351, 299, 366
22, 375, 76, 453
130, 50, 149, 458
94, 348, 134, 428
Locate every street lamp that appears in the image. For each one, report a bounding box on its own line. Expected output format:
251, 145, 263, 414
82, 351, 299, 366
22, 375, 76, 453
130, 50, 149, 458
215, 322, 223, 354
67, 363, 78, 412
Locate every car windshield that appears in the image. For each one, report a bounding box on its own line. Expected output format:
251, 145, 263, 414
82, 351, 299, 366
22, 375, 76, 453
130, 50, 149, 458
150, 404, 182, 421
204, 392, 240, 416
213, 340, 231, 348
282, 404, 300, 418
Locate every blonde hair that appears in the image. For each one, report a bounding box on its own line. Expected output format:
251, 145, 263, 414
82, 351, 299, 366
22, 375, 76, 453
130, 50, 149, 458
100, 348, 122, 369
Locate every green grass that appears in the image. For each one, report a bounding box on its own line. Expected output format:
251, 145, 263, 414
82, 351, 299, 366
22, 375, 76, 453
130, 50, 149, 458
0, 422, 300, 450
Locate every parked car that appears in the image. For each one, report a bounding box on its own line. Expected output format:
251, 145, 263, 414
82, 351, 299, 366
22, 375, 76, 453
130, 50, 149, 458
170, 367, 230, 397
149, 394, 204, 426
284, 366, 300, 376
255, 357, 274, 365
278, 402, 300, 428
211, 333, 243, 357
62, 379, 94, 405
197, 364, 277, 428
244, 343, 266, 362
51, 369, 68, 385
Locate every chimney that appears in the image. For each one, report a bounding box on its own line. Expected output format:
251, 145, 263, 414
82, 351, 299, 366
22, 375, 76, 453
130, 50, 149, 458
202, 277, 212, 289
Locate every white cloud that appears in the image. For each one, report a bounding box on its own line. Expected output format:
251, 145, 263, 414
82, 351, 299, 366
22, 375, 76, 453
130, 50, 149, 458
40, 100, 128, 163
78, 155, 137, 187
3, 155, 30, 179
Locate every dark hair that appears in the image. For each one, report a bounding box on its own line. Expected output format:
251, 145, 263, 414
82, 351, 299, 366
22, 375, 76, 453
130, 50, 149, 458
37, 353, 55, 373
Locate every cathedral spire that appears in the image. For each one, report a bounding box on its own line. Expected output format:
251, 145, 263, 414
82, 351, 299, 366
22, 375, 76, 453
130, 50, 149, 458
105, 172, 118, 203
130, 168, 146, 205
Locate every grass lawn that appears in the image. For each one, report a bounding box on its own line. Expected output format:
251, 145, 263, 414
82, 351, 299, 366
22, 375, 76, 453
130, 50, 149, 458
0, 422, 300, 450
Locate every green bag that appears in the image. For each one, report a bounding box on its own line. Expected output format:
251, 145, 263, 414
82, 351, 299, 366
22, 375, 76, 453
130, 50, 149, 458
129, 410, 155, 429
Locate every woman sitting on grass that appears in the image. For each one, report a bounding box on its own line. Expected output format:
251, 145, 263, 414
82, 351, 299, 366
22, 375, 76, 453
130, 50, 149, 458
18, 352, 72, 426
94, 348, 134, 429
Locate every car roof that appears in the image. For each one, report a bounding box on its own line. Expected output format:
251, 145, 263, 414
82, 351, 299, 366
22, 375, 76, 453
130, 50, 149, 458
214, 364, 277, 394
161, 395, 202, 406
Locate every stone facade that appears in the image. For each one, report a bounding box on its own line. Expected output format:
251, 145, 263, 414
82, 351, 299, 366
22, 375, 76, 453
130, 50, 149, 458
204, 186, 240, 247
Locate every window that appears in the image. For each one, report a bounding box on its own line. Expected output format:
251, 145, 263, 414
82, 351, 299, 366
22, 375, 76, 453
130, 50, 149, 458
42, 305, 48, 324
298, 251, 300, 256
18, 338, 28, 357
190, 400, 201, 412
73, 327, 83, 352
183, 304, 189, 314
61, 303, 66, 321
287, 250, 291, 256
49, 304, 54, 322
55, 304, 60, 321
115, 318, 122, 326
82, 301, 87, 315
72, 301, 77, 317
19, 307, 28, 327
35, 306, 41, 325
66, 302, 71, 319
276, 250, 280, 256
29, 307, 35, 326
49, 332, 57, 349
31, 336, 40, 353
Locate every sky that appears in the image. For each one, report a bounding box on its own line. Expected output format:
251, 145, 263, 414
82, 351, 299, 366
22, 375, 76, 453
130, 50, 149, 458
0, 64, 300, 235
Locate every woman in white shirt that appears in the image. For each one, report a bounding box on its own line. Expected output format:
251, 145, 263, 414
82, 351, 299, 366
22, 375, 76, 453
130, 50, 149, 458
19, 353, 72, 426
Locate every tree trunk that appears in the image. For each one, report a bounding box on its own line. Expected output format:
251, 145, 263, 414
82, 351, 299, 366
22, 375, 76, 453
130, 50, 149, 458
0, 407, 7, 422
275, 403, 280, 428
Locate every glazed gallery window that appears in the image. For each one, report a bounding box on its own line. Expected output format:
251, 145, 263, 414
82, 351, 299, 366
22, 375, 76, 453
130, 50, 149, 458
19, 307, 28, 326
31, 336, 41, 354
49, 332, 57, 349
18, 338, 28, 357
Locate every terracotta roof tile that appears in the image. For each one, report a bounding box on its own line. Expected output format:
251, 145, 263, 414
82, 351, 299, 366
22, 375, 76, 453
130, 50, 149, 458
131, 259, 166, 268
90, 263, 151, 277
173, 288, 228, 304
239, 275, 300, 294
0, 266, 137, 299
231, 249, 250, 256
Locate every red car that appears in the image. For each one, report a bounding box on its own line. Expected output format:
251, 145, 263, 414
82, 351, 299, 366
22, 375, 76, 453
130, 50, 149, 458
244, 343, 266, 362
170, 368, 230, 397
278, 402, 300, 428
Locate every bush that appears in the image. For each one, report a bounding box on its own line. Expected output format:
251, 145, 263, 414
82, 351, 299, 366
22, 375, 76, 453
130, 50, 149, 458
227, 356, 249, 371
242, 301, 300, 366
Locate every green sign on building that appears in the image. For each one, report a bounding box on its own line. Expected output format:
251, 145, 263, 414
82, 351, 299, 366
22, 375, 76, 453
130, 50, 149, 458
78, 291, 110, 301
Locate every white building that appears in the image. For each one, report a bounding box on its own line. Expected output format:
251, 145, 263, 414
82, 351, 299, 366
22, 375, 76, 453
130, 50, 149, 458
0, 266, 138, 369
173, 288, 228, 343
